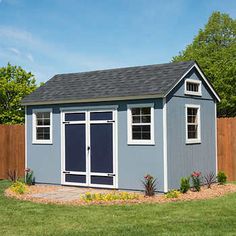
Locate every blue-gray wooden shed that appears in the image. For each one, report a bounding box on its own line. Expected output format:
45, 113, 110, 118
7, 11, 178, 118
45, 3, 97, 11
22, 60, 220, 192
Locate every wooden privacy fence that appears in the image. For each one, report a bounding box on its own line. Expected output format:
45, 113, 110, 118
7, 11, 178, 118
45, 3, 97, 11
0, 125, 25, 179
0, 119, 236, 180
217, 118, 236, 181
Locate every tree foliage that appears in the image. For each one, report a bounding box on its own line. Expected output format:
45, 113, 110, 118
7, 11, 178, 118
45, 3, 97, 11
0, 63, 37, 124
173, 12, 236, 117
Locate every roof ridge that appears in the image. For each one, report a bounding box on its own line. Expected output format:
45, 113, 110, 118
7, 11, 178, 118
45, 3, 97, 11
54, 60, 195, 77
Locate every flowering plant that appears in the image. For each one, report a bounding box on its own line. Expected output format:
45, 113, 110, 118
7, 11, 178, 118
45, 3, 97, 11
191, 171, 201, 191
142, 174, 157, 196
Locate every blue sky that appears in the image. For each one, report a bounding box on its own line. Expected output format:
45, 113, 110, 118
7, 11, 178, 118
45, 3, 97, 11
0, 0, 235, 83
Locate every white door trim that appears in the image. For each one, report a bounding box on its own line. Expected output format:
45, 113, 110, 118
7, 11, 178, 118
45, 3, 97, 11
61, 109, 118, 189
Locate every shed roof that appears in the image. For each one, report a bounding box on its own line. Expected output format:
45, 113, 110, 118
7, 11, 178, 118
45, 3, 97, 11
22, 60, 202, 105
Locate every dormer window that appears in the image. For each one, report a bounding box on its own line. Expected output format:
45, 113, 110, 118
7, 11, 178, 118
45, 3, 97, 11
185, 79, 202, 96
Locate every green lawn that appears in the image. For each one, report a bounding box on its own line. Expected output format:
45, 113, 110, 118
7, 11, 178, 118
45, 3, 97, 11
1, 180, 236, 236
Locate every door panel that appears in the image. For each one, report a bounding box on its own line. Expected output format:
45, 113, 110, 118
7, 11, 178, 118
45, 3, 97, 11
90, 123, 113, 173
65, 113, 85, 121
90, 111, 113, 120
65, 124, 86, 172
65, 174, 86, 183
91, 176, 113, 185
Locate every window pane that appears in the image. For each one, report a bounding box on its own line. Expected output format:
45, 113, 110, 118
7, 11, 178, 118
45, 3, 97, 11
36, 112, 50, 126
36, 127, 50, 140
132, 115, 141, 123
141, 107, 150, 115
131, 108, 140, 115
188, 125, 198, 139
132, 125, 150, 140
141, 115, 151, 123
187, 108, 198, 124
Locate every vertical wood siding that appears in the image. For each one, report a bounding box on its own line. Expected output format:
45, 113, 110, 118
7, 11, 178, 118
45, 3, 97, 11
217, 118, 236, 181
0, 125, 25, 179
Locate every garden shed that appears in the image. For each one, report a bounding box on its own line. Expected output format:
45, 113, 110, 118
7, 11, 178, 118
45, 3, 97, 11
21, 60, 220, 192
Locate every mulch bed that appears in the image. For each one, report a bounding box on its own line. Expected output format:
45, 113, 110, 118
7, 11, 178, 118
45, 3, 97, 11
5, 183, 236, 206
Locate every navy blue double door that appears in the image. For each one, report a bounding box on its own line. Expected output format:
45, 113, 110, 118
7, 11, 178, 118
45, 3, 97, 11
63, 110, 116, 188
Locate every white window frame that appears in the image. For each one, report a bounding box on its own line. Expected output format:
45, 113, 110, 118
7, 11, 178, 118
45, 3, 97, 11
184, 79, 202, 96
185, 104, 201, 144
32, 108, 53, 144
127, 103, 154, 145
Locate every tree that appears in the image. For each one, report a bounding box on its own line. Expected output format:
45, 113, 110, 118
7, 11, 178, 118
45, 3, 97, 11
0, 63, 37, 124
173, 12, 236, 117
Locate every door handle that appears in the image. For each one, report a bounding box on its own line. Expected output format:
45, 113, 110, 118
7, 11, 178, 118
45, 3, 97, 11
87, 146, 90, 151
107, 173, 115, 177
63, 171, 70, 174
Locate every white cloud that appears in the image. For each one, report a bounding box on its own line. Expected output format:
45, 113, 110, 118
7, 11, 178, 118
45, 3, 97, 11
26, 53, 34, 62
8, 47, 20, 55
0, 26, 121, 82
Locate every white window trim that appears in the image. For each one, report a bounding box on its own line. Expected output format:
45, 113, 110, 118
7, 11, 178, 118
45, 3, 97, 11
32, 108, 53, 144
185, 104, 201, 144
184, 78, 202, 96
127, 103, 155, 145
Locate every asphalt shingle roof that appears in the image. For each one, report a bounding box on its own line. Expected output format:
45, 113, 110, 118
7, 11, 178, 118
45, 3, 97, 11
21, 60, 195, 105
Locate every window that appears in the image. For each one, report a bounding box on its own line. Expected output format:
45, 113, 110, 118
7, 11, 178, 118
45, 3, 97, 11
185, 79, 201, 96
127, 104, 154, 145
185, 105, 201, 144
32, 109, 52, 144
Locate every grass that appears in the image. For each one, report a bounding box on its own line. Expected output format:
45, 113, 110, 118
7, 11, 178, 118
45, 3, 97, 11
1, 180, 236, 235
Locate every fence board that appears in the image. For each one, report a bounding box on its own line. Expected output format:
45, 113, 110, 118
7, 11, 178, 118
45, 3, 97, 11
0, 125, 25, 179
217, 118, 236, 181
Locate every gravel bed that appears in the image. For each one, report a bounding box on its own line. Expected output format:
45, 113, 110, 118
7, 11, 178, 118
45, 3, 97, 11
5, 183, 236, 206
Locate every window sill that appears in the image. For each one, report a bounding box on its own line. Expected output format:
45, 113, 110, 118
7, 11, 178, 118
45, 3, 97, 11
186, 140, 201, 145
127, 141, 155, 146
32, 141, 53, 145
184, 92, 202, 97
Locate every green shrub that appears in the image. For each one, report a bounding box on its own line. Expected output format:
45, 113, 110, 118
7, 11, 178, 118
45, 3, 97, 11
217, 171, 227, 185
25, 168, 35, 186
10, 181, 28, 194
180, 177, 190, 193
166, 190, 181, 198
81, 192, 140, 202
142, 174, 157, 196
191, 171, 202, 192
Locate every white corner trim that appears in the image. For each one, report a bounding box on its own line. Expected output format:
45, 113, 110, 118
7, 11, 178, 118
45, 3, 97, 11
185, 104, 201, 144
127, 103, 155, 145
165, 63, 220, 102
163, 98, 168, 193
32, 108, 53, 144
215, 102, 218, 175
25, 106, 27, 171
184, 78, 202, 96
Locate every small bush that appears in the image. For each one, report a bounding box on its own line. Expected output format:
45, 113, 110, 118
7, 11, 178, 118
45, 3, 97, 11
7, 169, 18, 182
142, 174, 157, 196
191, 171, 202, 192
10, 181, 28, 194
25, 168, 35, 186
166, 190, 181, 198
180, 177, 190, 193
81, 192, 140, 202
217, 171, 227, 185
204, 172, 216, 188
